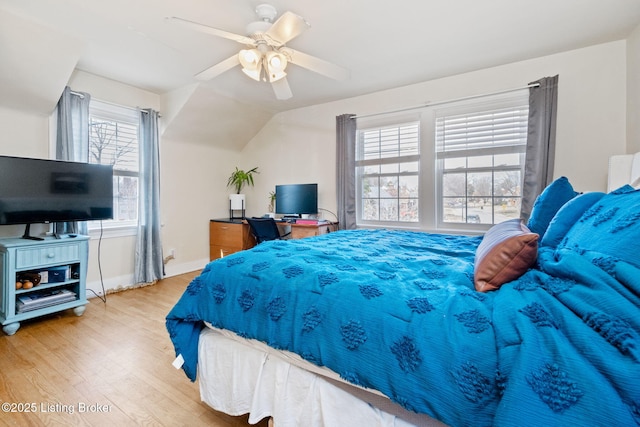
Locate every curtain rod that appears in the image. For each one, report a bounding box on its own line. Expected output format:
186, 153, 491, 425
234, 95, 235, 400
351, 82, 540, 120
70, 90, 161, 116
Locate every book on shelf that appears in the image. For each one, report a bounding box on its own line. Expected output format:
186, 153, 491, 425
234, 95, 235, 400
16, 289, 77, 313
295, 219, 329, 225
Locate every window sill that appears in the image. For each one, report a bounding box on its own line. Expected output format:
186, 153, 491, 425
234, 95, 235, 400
356, 222, 486, 236
88, 225, 137, 239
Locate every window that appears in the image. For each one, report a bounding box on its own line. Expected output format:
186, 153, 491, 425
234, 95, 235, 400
354, 92, 529, 231
88, 100, 140, 230
436, 100, 529, 227
356, 122, 420, 224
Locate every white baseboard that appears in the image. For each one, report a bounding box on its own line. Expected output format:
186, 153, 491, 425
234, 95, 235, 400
86, 258, 209, 299
86, 273, 135, 298
164, 258, 208, 278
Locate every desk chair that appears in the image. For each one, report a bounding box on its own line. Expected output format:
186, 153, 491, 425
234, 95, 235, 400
246, 217, 291, 244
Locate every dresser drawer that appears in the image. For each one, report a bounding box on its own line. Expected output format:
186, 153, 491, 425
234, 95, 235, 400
210, 245, 238, 260
210, 222, 244, 248
15, 243, 80, 269
209, 220, 256, 260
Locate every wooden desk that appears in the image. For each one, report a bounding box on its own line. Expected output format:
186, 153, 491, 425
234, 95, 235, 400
209, 219, 338, 260
288, 222, 338, 239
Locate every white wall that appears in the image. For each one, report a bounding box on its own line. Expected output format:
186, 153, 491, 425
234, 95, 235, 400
243, 40, 628, 227
0, 106, 51, 239
628, 23, 640, 153
160, 137, 241, 277
240, 108, 339, 218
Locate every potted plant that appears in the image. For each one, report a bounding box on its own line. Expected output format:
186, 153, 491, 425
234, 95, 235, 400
267, 190, 276, 216
227, 167, 258, 217
227, 166, 259, 194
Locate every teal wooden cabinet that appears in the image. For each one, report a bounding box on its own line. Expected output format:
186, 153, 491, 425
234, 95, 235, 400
0, 236, 89, 335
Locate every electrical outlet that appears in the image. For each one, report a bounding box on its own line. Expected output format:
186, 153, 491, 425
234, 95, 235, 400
163, 248, 176, 264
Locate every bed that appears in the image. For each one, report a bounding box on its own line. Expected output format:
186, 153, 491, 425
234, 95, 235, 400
167, 160, 640, 427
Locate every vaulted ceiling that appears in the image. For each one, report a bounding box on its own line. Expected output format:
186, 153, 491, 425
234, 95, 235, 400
1, 0, 639, 149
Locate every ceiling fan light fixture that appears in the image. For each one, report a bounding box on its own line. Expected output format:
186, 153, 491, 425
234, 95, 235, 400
239, 48, 264, 81
172, 4, 348, 100
241, 67, 263, 82
266, 51, 287, 72
267, 69, 287, 83
264, 50, 288, 82
239, 49, 262, 70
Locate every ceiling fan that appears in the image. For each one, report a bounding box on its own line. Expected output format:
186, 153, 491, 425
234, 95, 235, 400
168, 3, 349, 100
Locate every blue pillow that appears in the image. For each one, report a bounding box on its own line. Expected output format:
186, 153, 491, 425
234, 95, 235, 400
540, 191, 605, 248
527, 177, 578, 239
559, 185, 640, 269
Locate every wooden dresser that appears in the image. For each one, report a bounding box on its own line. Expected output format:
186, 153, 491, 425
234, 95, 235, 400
209, 219, 256, 260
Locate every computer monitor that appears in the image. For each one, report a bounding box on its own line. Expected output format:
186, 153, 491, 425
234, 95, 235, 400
275, 183, 318, 217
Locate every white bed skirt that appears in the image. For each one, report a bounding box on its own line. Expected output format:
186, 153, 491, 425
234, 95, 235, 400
198, 327, 446, 427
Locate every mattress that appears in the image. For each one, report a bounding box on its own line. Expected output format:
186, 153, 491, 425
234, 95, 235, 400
198, 326, 446, 427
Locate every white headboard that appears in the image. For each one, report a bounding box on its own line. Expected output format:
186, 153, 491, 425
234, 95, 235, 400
608, 153, 640, 191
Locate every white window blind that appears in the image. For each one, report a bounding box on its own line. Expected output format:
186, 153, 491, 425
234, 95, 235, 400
436, 100, 529, 226
356, 122, 420, 223
436, 106, 529, 156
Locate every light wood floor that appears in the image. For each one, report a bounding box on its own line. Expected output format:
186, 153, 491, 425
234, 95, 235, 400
0, 271, 270, 427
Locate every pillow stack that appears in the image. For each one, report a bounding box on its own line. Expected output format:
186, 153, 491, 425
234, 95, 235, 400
473, 175, 640, 292
474, 177, 640, 292
474, 176, 578, 292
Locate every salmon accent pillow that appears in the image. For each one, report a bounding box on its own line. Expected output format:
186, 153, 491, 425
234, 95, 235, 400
474, 218, 539, 292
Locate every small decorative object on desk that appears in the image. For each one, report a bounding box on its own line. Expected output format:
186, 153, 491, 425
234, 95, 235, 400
267, 190, 276, 215
227, 166, 259, 219
16, 272, 41, 290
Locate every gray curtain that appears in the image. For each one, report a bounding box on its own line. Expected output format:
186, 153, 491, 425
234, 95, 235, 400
134, 109, 164, 284
55, 86, 91, 236
336, 114, 357, 230
521, 75, 559, 222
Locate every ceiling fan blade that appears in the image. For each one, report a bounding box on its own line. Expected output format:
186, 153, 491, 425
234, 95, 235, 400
195, 54, 240, 80
272, 78, 293, 100
167, 16, 256, 45
265, 11, 310, 46
285, 48, 350, 81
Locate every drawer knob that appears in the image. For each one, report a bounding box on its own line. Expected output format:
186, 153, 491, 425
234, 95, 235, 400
47, 253, 55, 258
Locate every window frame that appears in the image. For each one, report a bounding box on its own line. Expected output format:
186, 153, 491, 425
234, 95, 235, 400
354, 91, 529, 232
355, 116, 421, 228
434, 95, 529, 232
86, 100, 140, 236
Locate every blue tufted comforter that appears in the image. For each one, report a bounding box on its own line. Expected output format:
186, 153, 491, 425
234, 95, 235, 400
166, 229, 640, 427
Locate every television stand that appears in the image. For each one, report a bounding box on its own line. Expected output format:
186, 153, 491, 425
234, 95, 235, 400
21, 224, 44, 241
0, 235, 89, 335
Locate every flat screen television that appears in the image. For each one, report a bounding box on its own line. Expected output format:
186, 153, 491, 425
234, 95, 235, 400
275, 183, 318, 217
0, 155, 114, 239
